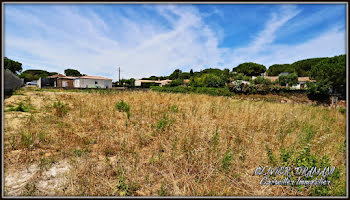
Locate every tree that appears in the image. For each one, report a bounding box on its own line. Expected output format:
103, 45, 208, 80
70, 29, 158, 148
278, 73, 298, 86
19, 70, 58, 82
169, 69, 182, 80
168, 79, 184, 87
190, 69, 194, 76
308, 55, 346, 98
190, 73, 226, 88
64, 68, 82, 76
4, 57, 23, 75
179, 72, 190, 79
291, 57, 325, 77
267, 64, 294, 76
233, 62, 266, 76
253, 76, 271, 85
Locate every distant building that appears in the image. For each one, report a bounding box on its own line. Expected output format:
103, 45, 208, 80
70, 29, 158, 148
73, 76, 112, 88
279, 72, 289, 76
38, 74, 112, 88
135, 79, 172, 87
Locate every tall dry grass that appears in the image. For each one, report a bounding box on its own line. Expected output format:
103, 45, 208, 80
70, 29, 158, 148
3, 88, 346, 196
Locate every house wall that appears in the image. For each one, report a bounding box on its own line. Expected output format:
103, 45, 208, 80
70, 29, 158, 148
135, 80, 142, 87
57, 79, 74, 88
74, 79, 112, 88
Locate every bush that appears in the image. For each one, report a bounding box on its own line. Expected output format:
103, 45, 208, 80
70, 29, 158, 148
278, 73, 298, 87
190, 73, 226, 88
115, 100, 131, 119
53, 101, 68, 117
151, 86, 233, 97
168, 79, 184, 87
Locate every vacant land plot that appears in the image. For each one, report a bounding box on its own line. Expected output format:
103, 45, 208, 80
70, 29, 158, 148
3, 87, 346, 196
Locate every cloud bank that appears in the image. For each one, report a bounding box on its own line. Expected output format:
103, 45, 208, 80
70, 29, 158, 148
4, 4, 346, 80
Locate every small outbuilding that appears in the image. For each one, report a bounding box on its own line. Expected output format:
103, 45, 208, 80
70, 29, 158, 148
73, 76, 112, 88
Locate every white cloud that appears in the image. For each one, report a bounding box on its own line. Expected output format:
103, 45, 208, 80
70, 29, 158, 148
4, 5, 346, 80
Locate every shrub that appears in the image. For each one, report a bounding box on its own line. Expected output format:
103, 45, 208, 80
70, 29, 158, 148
21, 132, 34, 148
338, 107, 346, 114
222, 149, 233, 172
53, 101, 68, 117
168, 79, 184, 87
8, 102, 34, 112
151, 86, 232, 97
115, 100, 131, 119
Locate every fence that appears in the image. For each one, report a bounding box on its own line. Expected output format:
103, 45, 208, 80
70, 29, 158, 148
4, 69, 24, 95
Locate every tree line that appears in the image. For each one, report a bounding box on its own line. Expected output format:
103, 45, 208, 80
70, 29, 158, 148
4, 54, 346, 99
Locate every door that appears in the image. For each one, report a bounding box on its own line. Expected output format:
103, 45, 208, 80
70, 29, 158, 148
62, 80, 68, 87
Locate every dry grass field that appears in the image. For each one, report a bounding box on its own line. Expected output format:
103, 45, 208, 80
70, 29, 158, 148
3, 87, 346, 196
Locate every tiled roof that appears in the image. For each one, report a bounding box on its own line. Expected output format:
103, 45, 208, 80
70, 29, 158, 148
264, 76, 279, 82
76, 76, 112, 80
298, 77, 316, 82
59, 76, 77, 79
48, 74, 65, 78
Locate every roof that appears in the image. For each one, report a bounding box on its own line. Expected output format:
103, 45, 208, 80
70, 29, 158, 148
48, 74, 65, 78
58, 76, 77, 80
298, 77, 316, 82
136, 79, 171, 83
264, 76, 279, 82
77, 76, 112, 80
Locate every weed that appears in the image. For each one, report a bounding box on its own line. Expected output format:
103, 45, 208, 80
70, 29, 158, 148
158, 182, 168, 196
39, 157, 56, 170
9, 135, 16, 150
23, 182, 36, 196
155, 115, 173, 132
222, 149, 233, 172
115, 100, 131, 119
169, 105, 179, 113
116, 168, 131, 196
53, 101, 68, 117
265, 145, 278, 166
8, 102, 34, 112
104, 148, 114, 157
73, 149, 83, 157
338, 107, 346, 114
21, 132, 34, 148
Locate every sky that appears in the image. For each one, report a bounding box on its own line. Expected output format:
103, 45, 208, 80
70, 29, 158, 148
4, 3, 347, 80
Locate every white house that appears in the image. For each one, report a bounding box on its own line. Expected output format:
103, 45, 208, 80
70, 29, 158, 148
73, 76, 112, 88
291, 77, 316, 89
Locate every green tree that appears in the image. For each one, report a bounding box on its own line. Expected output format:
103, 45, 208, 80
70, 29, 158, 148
190, 73, 225, 88
308, 55, 346, 98
179, 72, 191, 79
233, 62, 266, 76
253, 76, 271, 85
291, 57, 326, 77
169, 79, 184, 87
278, 73, 298, 86
169, 69, 182, 80
19, 70, 58, 82
190, 69, 194, 76
4, 57, 23, 75
64, 68, 82, 76
267, 64, 294, 76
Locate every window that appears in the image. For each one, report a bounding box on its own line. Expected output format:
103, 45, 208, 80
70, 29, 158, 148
95, 81, 98, 84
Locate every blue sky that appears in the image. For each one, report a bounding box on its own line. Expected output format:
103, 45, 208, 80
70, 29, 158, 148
4, 3, 346, 80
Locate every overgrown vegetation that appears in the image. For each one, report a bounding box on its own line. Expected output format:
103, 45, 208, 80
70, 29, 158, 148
4, 90, 346, 196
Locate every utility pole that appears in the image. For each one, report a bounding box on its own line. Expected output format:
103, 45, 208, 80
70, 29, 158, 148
118, 67, 120, 86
